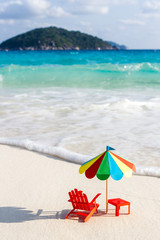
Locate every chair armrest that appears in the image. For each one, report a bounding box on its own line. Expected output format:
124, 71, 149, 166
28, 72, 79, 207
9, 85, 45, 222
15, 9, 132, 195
90, 193, 101, 204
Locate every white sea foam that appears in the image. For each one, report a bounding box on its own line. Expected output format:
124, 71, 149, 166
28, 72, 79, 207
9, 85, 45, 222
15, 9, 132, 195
0, 87, 160, 171
0, 138, 89, 164
0, 138, 159, 178
136, 166, 160, 178
0, 74, 3, 82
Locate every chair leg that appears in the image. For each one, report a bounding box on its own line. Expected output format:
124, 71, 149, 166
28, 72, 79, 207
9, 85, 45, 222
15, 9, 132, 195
128, 204, 130, 214
84, 207, 97, 222
65, 209, 75, 219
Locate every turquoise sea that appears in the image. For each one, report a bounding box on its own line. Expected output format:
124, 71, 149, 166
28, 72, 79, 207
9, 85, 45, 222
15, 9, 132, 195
0, 50, 160, 177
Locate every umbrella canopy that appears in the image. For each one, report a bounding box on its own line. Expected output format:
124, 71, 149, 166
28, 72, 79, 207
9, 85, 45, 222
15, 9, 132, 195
79, 146, 136, 180
79, 146, 136, 212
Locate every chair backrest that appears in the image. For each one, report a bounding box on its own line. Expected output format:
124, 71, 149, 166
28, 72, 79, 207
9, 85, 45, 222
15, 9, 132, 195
68, 189, 91, 211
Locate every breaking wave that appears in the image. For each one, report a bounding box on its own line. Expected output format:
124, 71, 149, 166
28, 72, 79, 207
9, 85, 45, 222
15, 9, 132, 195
1, 62, 160, 89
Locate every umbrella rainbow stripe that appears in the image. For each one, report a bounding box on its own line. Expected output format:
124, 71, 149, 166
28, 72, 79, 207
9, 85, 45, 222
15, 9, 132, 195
79, 148, 136, 181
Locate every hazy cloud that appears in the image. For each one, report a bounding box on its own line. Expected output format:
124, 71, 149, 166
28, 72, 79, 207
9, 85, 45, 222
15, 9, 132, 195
110, 0, 137, 5
120, 19, 145, 25
80, 21, 91, 27
0, 0, 69, 20
139, 1, 160, 19
0, 19, 15, 25
0, 0, 138, 21
142, 1, 160, 13
64, 0, 109, 15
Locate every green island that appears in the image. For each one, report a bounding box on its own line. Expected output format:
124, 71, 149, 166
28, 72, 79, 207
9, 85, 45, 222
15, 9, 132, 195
0, 26, 127, 51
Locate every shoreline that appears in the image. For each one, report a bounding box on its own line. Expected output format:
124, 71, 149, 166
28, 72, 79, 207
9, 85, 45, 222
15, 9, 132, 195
0, 144, 159, 240
0, 141, 160, 178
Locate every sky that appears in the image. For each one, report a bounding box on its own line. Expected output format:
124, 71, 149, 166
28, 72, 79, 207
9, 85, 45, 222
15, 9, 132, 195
0, 0, 160, 49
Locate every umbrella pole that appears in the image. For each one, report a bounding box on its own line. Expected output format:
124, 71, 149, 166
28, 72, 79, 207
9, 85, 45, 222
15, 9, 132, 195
106, 179, 108, 213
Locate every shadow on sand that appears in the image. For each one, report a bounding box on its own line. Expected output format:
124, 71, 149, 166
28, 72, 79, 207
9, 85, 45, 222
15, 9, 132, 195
0, 207, 123, 223
0, 207, 70, 223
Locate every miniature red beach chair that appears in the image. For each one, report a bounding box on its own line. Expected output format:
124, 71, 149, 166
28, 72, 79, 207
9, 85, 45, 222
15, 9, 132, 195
65, 189, 101, 222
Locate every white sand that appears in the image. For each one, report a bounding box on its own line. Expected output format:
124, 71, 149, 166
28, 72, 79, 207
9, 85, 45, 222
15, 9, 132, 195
0, 144, 159, 240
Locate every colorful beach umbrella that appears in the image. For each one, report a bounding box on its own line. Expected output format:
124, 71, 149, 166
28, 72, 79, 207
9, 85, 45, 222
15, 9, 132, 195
79, 146, 136, 213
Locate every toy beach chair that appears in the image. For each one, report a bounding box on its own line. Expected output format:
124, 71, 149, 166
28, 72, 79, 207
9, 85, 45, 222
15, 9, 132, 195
65, 188, 101, 222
